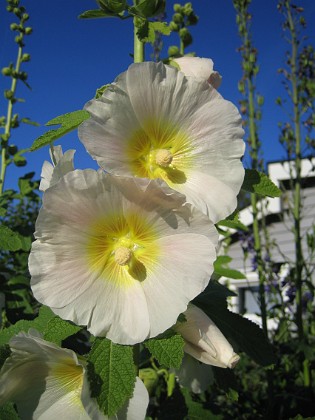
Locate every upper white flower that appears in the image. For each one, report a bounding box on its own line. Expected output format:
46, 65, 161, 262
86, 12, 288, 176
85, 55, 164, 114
174, 304, 240, 368
29, 170, 218, 345
173, 56, 222, 89
78, 61, 245, 223
0, 330, 149, 419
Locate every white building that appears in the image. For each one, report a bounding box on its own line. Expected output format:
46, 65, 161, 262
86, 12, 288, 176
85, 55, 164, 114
220, 158, 315, 323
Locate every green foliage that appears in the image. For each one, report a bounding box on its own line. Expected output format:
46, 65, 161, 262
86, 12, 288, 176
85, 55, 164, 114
136, 20, 171, 43
87, 337, 136, 416
144, 329, 185, 369
30, 110, 90, 152
217, 211, 248, 232
43, 316, 82, 346
214, 256, 246, 280
242, 169, 281, 197
0, 306, 54, 346
0, 225, 23, 251
0, 402, 19, 420
79, 9, 117, 19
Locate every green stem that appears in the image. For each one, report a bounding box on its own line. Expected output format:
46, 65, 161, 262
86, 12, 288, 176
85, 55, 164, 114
179, 39, 185, 55
133, 17, 145, 63
0, 44, 23, 195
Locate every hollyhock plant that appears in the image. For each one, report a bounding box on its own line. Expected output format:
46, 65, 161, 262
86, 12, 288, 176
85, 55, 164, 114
173, 56, 222, 89
174, 304, 240, 368
0, 330, 149, 419
29, 169, 218, 345
78, 61, 245, 223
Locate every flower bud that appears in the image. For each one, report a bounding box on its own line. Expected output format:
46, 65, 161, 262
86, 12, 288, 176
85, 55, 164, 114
168, 45, 179, 57
173, 304, 240, 369
173, 56, 222, 89
169, 21, 179, 32
2, 67, 12, 76
133, 0, 165, 18
21, 53, 31, 62
173, 12, 183, 23
25, 27, 33, 35
173, 3, 181, 12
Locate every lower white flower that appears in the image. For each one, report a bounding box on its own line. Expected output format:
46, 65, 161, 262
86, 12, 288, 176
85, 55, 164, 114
174, 304, 240, 368
29, 169, 218, 345
0, 330, 149, 419
173, 56, 222, 89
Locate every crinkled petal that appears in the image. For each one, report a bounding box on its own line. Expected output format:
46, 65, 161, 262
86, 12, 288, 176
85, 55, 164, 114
173, 56, 222, 89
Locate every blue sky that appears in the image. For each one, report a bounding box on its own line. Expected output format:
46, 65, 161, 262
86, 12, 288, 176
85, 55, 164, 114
1, 0, 315, 190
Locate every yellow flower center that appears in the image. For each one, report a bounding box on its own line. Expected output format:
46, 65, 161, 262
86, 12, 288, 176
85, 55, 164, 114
86, 211, 160, 287
126, 119, 195, 186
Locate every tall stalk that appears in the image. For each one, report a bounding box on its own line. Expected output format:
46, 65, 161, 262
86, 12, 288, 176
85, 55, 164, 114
233, 0, 268, 337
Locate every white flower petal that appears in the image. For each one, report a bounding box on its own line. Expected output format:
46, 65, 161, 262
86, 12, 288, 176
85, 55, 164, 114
176, 354, 213, 394
173, 56, 222, 89
143, 233, 216, 337
116, 377, 149, 420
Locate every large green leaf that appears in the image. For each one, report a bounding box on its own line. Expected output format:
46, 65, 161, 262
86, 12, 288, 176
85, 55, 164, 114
43, 317, 82, 346
0, 306, 55, 346
0, 402, 19, 420
217, 211, 248, 231
242, 169, 281, 197
144, 329, 184, 369
87, 337, 136, 416
30, 110, 90, 152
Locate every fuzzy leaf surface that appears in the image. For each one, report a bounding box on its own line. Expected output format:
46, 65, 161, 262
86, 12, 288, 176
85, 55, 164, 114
144, 330, 184, 369
43, 317, 81, 346
0, 306, 55, 346
87, 338, 136, 416
242, 169, 281, 197
30, 110, 90, 151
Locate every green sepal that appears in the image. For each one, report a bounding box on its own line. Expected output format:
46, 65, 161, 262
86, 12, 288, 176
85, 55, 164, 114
87, 337, 136, 416
144, 329, 184, 369
214, 255, 246, 280
0, 306, 55, 346
43, 316, 82, 346
95, 84, 111, 99
242, 169, 281, 197
30, 110, 90, 152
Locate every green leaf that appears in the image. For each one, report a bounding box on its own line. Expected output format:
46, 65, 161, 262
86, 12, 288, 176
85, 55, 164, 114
213, 255, 246, 280
217, 211, 248, 231
195, 301, 276, 366
87, 337, 136, 416
136, 20, 171, 43
79, 9, 115, 19
43, 317, 82, 346
0, 306, 55, 346
0, 402, 19, 420
30, 110, 90, 152
0, 225, 22, 251
181, 387, 222, 420
144, 329, 184, 369
193, 281, 236, 303
242, 169, 281, 197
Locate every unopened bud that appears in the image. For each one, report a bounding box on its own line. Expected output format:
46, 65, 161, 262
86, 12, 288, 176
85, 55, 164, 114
168, 45, 180, 57
25, 27, 33, 35
2, 67, 12, 76
173, 13, 183, 23
173, 4, 181, 12
21, 53, 31, 62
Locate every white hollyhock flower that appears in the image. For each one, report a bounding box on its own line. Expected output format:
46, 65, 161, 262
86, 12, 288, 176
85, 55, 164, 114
0, 330, 149, 419
173, 56, 222, 89
78, 61, 245, 223
29, 169, 218, 345
39, 145, 75, 192
174, 304, 240, 368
